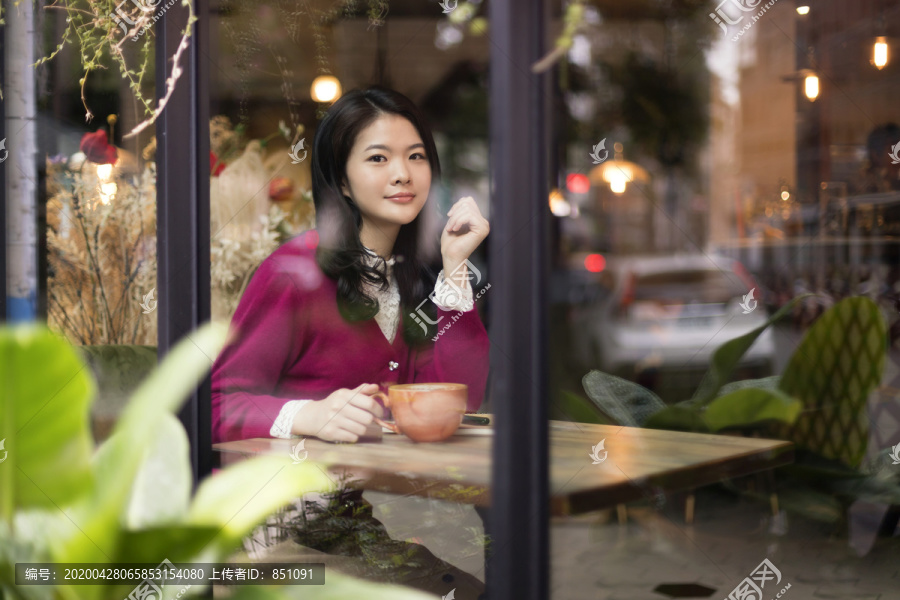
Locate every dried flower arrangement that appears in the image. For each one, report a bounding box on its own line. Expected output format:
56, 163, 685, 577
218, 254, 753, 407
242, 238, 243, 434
47, 120, 158, 345
206, 115, 314, 320
47, 115, 315, 345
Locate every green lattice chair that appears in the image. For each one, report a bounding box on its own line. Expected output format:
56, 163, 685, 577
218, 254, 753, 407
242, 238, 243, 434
583, 297, 892, 526
762, 297, 900, 536
778, 297, 886, 468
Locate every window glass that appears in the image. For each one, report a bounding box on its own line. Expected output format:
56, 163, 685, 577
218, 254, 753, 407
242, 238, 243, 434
553, 1, 900, 598
30, 1, 159, 443
207, 2, 492, 597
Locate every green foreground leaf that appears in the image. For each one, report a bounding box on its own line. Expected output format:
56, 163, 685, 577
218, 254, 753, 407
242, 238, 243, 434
703, 388, 802, 432
0, 325, 94, 519
688, 296, 806, 408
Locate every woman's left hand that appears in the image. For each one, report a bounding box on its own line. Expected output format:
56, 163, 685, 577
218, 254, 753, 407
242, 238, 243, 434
441, 196, 490, 275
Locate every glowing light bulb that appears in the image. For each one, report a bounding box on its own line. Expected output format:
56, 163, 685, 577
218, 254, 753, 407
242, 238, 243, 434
609, 171, 627, 194
873, 37, 888, 70
804, 74, 819, 101
310, 75, 342, 103
549, 188, 571, 217
796, 6, 810, 15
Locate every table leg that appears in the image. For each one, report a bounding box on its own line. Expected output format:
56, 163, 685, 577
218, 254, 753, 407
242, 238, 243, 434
475, 505, 491, 559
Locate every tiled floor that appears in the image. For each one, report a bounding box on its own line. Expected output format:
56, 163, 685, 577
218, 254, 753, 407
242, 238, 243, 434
364, 485, 900, 600
550, 499, 900, 600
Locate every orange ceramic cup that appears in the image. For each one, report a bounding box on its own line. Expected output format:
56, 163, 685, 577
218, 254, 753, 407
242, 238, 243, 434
371, 383, 468, 442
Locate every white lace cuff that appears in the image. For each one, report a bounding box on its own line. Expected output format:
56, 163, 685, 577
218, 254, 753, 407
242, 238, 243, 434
270, 400, 313, 438
432, 268, 475, 312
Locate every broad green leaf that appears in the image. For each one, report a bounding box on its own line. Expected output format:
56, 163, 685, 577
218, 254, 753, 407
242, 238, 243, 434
187, 456, 337, 555
99, 321, 228, 490
125, 413, 192, 528
1, 509, 76, 596
688, 295, 806, 408
643, 405, 709, 432
581, 370, 665, 427
0, 325, 94, 519
113, 524, 225, 563
59, 322, 229, 563
50, 524, 224, 600
779, 297, 886, 467
552, 390, 609, 424
703, 388, 802, 432
715, 375, 781, 398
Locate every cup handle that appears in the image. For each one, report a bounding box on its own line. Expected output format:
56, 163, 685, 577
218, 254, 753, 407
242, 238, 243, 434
370, 391, 399, 434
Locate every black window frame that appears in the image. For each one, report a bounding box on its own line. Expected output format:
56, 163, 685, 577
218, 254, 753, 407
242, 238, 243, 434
0, 1, 553, 598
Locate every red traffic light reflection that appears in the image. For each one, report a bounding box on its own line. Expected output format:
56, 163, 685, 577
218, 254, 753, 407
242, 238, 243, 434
566, 173, 590, 194
584, 254, 606, 273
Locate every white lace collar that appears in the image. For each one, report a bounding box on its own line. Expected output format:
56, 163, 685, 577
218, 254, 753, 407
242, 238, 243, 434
361, 246, 400, 344
362, 246, 396, 269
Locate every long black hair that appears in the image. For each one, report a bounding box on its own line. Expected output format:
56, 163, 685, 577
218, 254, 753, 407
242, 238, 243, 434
311, 87, 441, 346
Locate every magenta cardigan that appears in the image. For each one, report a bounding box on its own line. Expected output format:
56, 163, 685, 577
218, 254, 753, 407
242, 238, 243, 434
210, 230, 490, 443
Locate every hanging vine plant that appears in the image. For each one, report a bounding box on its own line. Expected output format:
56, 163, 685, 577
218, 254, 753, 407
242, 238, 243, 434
0, 0, 397, 139
1, 0, 195, 137
0, 0, 579, 137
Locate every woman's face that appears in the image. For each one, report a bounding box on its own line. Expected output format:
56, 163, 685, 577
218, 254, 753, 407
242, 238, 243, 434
341, 113, 432, 239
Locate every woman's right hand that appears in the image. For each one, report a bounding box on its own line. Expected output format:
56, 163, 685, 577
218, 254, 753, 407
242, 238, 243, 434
292, 383, 384, 442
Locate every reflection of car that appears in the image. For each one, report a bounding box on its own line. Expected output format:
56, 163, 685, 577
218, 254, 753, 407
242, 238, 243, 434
551, 251, 612, 306
583, 254, 775, 400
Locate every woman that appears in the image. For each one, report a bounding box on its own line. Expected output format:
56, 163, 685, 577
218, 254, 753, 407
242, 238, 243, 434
211, 87, 490, 444
210, 87, 491, 598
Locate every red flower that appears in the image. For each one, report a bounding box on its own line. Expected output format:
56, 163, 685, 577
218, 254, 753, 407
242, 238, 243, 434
268, 177, 295, 202
79, 130, 118, 165
210, 151, 226, 176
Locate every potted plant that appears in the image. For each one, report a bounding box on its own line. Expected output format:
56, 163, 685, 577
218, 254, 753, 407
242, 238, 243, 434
0, 321, 433, 599
578, 296, 900, 530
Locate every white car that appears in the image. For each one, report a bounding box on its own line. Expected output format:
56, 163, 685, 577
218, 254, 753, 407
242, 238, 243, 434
577, 254, 775, 398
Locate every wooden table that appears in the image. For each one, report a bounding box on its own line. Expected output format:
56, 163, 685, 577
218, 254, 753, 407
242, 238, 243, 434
214, 419, 793, 516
